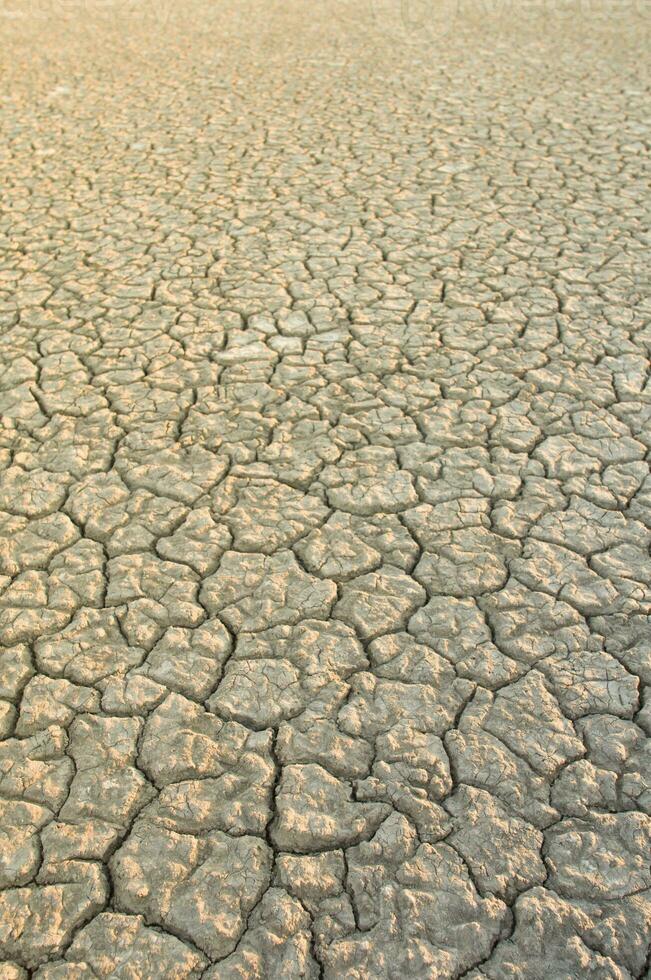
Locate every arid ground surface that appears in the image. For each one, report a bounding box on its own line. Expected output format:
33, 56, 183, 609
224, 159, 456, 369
0, 0, 650, 976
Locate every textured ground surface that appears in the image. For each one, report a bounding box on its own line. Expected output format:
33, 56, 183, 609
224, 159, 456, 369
0, 0, 650, 976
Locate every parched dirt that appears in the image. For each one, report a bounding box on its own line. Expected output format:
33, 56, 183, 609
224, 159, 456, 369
0, 1, 650, 976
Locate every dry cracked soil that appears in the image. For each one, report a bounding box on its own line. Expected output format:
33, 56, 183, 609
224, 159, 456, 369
0, 0, 650, 976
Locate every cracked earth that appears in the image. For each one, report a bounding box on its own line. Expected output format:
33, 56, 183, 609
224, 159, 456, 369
0, 0, 650, 976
